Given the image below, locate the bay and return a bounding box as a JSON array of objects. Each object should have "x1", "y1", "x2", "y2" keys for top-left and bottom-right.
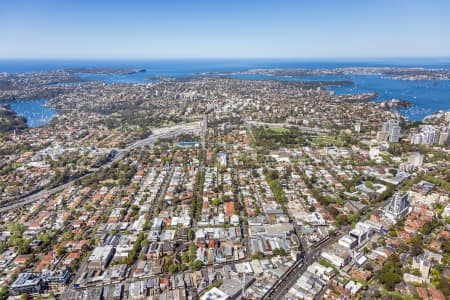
[
  {"x1": 0, "y1": 99, "x2": 57, "y2": 128},
  {"x1": 1, "y1": 58, "x2": 449, "y2": 123}
]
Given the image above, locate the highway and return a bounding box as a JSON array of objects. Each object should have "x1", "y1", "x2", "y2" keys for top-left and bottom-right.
[{"x1": 0, "y1": 121, "x2": 202, "y2": 213}]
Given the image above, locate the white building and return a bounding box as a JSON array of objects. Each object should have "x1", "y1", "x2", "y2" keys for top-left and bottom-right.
[
  {"x1": 321, "y1": 244, "x2": 351, "y2": 268},
  {"x1": 408, "y1": 152, "x2": 424, "y2": 168},
  {"x1": 443, "y1": 203, "x2": 450, "y2": 218},
  {"x1": 338, "y1": 235, "x2": 358, "y2": 249},
  {"x1": 88, "y1": 246, "x2": 115, "y2": 270},
  {"x1": 200, "y1": 287, "x2": 229, "y2": 300},
  {"x1": 384, "y1": 192, "x2": 410, "y2": 222},
  {"x1": 381, "y1": 119, "x2": 401, "y2": 143},
  {"x1": 369, "y1": 147, "x2": 380, "y2": 160}
]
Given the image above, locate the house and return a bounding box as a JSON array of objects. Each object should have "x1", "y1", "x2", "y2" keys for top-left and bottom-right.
[{"x1": 224, "y1": 201, "x2": 235, "y2": 217}]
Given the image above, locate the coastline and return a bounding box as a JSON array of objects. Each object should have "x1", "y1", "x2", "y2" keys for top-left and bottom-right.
[{"x1": 0, "y1": 61, "x2": 450, "y2": 124}]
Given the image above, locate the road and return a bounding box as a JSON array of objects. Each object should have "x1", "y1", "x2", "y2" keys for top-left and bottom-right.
[
  {"x1": 0, "y1": 121, "x2": 202, "y2": 213},
  {"x1": 201, "y1": 114, "x2": 207, "y2": 151},
  {"x1": 264, "y1": 233, "x2": 342, "y2": 300}
]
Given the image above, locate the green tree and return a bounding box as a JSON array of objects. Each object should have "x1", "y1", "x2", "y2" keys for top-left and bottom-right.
[
  {"x1": 0, "y1": 286, "x2": 8, "y2": 300},
  {"x1": 251, "y1": 252, "x2": 264, "y2": 260},
  {"x1": 378, "y1": 272, "x2": 401, "y2": 291},
  {"x1": 168, "y1": 263, "x2": 178, "y2": 274},
  {"x1": 376, "y1": 254, "x2": 403, "y2": 291},
  {"x1": 187, "y1": 229, "x2": 194, "y2": 241},
  {"x1": 57, "y1": 246, "x2": 67, "y2": 259},
  {"x1": 272, "y1": 248, "x2": 288, "y2": 256},
  {"x1": 191, "y1": 259, "x2": 203, "y2": 271},
  {"x1": 20, "y1": 293, "x2": 29, "y2": 300},
  {"x1": 212, "y1": 198, "x2": 221, "y2": 206}
]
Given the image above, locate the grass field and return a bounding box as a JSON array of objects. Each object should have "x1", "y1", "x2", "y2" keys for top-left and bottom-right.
[
  {"x1": 311, "y1": 135, "x2": 345, "y2": 146},
  {"x1": 266, "y1": 127, "x2": 290, "y2": 134}
]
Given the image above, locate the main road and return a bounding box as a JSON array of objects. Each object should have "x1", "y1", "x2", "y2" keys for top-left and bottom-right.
[
  {"x1": 263, "y1": 233, "x2": 342, "y2": 300},
  {"x1": 0, "y1": 121, "x2": 202, "y2": 213}
]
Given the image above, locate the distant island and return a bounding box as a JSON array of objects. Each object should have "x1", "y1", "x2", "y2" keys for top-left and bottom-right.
[
  {"x1": 236, "y1": 67, "x2": 450, "y2": 81},
  {"x1": 66, "y1": 68, "x2": 146, "y2": 75}
]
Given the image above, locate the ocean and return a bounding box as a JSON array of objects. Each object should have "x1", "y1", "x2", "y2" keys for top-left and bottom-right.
[{"x1": 1, "y1": 58, "x2": 450, "y2": 126}]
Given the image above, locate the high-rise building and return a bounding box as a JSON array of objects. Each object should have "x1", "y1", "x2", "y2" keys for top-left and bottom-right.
[
  {"x1": 438, "y1": 131, "x2": 449, "y2": 145},
  {"x1": 388, "y1": 124, "x2": 401, "y2": 143},
  {"x1": 384, "y1": 192, "x2": 410, "y2": 222},
  {"x1": 408, "y1": 152, "x2": 424, "y2": 168},
  {"x1": 381, "y1": 119, "x2": 401, "y2": 143},
  {"x1": 422, "y1": 127, "x2": 437, "y2": 145},
  {"x1": 412, "y1": 133, "x2": 423, "y2": 145},
  {"x1": 382, "y1": 121, "x2": 390, "y2": 133},
  {"x1": 411, "y1": 125, "x2": 449, "y2": 145}
]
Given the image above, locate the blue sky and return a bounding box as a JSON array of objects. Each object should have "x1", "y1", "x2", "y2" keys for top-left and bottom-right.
[{"x1": 1, "y1": 0, "x2": 449, "y2": 59}]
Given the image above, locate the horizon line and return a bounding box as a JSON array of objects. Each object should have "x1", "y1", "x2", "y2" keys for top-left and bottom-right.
[{"x1": 1, "y1": 56, "x2": 450, "y2": 61}]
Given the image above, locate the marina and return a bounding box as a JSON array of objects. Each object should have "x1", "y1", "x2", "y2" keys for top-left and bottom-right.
[{"x1": 0, "y1": 98, "x2": 57, "y2": 128}]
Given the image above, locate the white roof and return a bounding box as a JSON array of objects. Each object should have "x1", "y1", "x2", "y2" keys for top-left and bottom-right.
[{"x1": 200, "y1": 287, "x2": 229, "y2": 300}]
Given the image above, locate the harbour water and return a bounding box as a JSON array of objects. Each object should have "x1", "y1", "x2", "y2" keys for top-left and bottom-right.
[
  {"x1": 231, "y1": 73, "x2": 450, "y2": 120},
  {"x1": 1, "y1": 58, "x2": 449, "y2": 125},
  {"x1": 0, "y1": 99, "x2": 58, "y2": 128}
]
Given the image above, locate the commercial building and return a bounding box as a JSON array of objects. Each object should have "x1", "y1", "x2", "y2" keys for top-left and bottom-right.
[
  {"x1": 88, "y1": 246, "x2": 115, "y2": 270},
  {"x1": 384, "y1": 192, "x2": 410, "y2": 222},
  {"x1": 338, "y1": 235, "x2": 358, "y2": 249},
  {"x1": 321, "y1": 244, "x2": 351, "y2": 268},
  {"x1": 201, "y1": 287, "x2": 229, "y2": 300},
  {"x1": 10, "y1": 273, "x2": 44, "y2": 296},
  {"x1": 42, "y1": 268, "x2": 71, "y2": 288}
]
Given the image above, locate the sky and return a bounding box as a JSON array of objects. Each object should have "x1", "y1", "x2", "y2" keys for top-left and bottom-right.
[{"x1": 1, "y1": 0, "x2": 450, "y2": 59}]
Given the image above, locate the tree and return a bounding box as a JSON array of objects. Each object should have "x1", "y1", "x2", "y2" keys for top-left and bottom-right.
[
  {"x1": 376, "y1": 254, "x2": 402, "y2": 291},
  {"x1": 187, "y1": 229, "x2": 194, "y2": 241},
  {"x1": 252, "y1": 252, "x2": 264, "y2": 260},
  {"x1": 178, "y1": 263, "x2": 187, "y2": 272},
  {"x1": 191, "y1": 259, "x2": 203, "y2": 271},
  {"x1": 168, "y1": 263, "x2": 178, "y2": 274},
  {"x1": 327, "y1": 206, "x2": 339, "y2": 217},
  {"x1": 20, "y1": 294, "x2": 29, "y2": 300},
  {"x1": 57, "y1": 246, "x2": 67, "y2": 259},
  {"x1": 272, "y1": 248, "x2": 288, "y2": 256},
  {"x1": 212, "y1": 198, "x2": 220, "y2": 206},
  {"x1": 388, "y1": 229, "x2": 398, "y2": 237},
  {"x1": 378, "y1": 272, "x2": 400, "y2": 291},
  {"x1": 335, "y1": 215, "x2": 349, "y2": 226},
  {"x1": 181, "y1": 253, "x2": 190, "y2": 264},
  {"x1": 437, "y1": 275, "x2": 450, "y2": 296},
  {"x1": 0, "y1": 241, "x2": 7, "y2": 253},
  {"x1": 131, "y1": 204, "x2": 140, "y2": 213},
  {"x1": 408, "y1": 234, "x2": 424, "y2": 256},
  {"x1": 254, "y1": 206, "x2": 261, "y2": 216},
  {"x1": 0, "y1": 286, "x2": 8, "y2": 300}
]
